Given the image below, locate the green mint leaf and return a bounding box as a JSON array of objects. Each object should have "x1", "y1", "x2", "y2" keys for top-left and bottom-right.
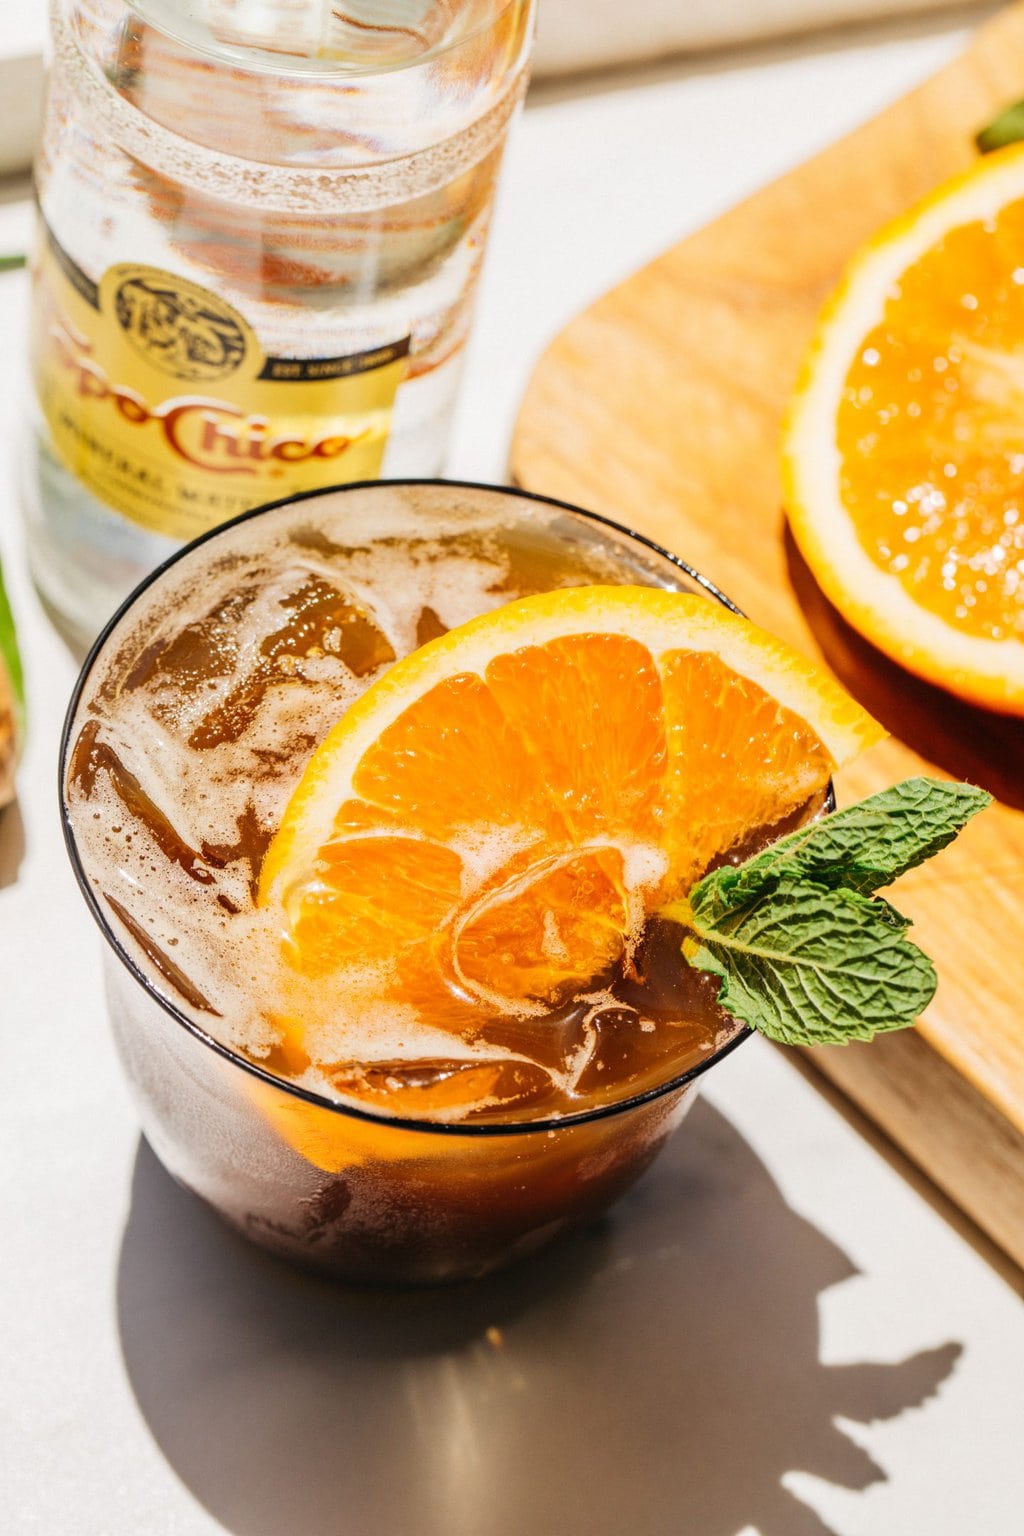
[
  {"x1": 977, "y1": 101, "x2": 1024, "y2": 153},
  {"x1": 0, "y1": 253, "x2": 26, "y2": 273},
  {"x1": 692, "y1": 777, "x2": 990, "y2": 922},
  {"x1": 667, "y1": 777, "x2": 990, "y2": 1047},
  {"x1": 0, "y1": 557, "x2": 24, "y2": 742},
  {"x1": 685, "y1": 881, "x2": 936, "y2": 1047}
]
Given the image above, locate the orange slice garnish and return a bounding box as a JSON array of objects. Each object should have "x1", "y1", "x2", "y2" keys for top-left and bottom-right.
[{"x1": 258, "y1": 585, "x2": 883, "y2": 1081}]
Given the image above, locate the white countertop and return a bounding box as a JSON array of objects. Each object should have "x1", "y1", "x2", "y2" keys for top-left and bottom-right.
[{"x1": 2, "y1": 11, "x2": 1022, "y2": 1536}]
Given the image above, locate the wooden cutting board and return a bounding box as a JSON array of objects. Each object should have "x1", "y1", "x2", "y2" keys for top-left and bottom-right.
[{"x1": 512, "y1": 5, "x2": 1024, "y2": 1270}]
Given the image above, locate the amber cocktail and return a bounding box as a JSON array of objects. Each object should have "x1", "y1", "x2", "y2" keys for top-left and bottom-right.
[{"x1": 62, "y1": 480, "x2": 830, "y2": 1283}]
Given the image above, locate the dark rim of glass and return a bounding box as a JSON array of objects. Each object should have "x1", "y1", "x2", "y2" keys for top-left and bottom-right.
[{"x1": 59, "y1": 477, "x2": 779, "y2": 1139}]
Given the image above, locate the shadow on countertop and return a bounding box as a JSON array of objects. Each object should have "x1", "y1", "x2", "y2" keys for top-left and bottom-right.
[{"x1": 117, "y1": 1101, "x2": 959, "y2": 1536}]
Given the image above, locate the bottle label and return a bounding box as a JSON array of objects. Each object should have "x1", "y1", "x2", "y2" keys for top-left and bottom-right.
[{"x1": 31, "y1": 223, "x2": 411, "y2": 543}]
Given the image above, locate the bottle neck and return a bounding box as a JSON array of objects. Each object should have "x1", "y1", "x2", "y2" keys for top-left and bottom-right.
[
  {"x1": 52, "y1": 0, "x2": 534, "y2": 200},
  {"x1": 83, "y1": 0, "x2": 516, "y2": 75}
]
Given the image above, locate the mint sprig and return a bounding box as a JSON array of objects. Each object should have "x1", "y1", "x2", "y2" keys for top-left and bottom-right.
[
  {"x1": 695, "y1": 778, "x2": 990, "y2": 918},
  {"x1": 668, "y1": 779, "x2": 990, "y2": 1048}
]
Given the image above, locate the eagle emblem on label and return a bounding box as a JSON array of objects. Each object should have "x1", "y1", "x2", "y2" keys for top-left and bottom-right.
[{"x1": 112, "y1": 271, "x2": 249, "y2": 382}]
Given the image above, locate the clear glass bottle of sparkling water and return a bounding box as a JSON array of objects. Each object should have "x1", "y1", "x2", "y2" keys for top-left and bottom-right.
[{"x1": 22, "y1": 0, "x2": 534, "y2": 647}]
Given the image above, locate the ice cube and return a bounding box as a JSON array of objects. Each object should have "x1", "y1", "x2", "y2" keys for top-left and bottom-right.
[{"x1": 190, "y1": 572, "x2": 395, "y2": 749}]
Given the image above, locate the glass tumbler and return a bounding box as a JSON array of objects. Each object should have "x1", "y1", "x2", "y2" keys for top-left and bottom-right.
[{"x1": 61, "y1": 480, "x2": 751, "y2": 1284}]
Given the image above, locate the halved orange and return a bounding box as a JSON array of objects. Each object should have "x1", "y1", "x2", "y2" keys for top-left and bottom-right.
[
  {"x1": 784, "y1": 143, "x2": 1024, "y2": 714},
  {"x1": 258, "y1": 585, "x2": 883, "y2": 1080}
]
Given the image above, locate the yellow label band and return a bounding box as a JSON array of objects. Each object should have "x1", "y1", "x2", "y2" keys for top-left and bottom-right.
[{"x1": 31, "y1": 226, "x2": 410, "y2": 543}]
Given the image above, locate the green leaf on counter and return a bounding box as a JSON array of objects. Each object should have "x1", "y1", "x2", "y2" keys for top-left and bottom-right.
[
  {"x1": 976, "y1": 100, "x2": 1024, "y2": 153},
  {"x1": 0, "y1": 558, "x2": 25, "y2": 741}
]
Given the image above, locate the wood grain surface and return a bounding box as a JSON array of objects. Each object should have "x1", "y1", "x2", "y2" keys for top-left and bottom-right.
[{"x1": 512, "y1": 5, "x2": 1024, "y2": 1266}]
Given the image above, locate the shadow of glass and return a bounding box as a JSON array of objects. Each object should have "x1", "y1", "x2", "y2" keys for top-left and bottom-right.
[
  {"x1": 0, "y1": 799, "x2": 25, "y2": 888},
  {"x1": 117, "y1": 1100, "x2": 960, "y2": 1536},
  {"x1": 785, "y1": 530, "x2": 1024, "y2": 808}
]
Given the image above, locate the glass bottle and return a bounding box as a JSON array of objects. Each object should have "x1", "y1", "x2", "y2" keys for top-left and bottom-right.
[{"x1": 22, "y1": 0, "x2": 534, "y2": 647}]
